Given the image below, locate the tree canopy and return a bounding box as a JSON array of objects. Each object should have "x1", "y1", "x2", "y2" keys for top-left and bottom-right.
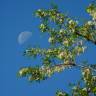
[{"x1": 18, "y1": 1, "x2": 96, "y2": 96}]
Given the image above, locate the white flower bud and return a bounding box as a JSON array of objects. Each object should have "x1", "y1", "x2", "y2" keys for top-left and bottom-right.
[
  {"x1": 63, "y1": 40, "x2": 69, "y2": 46},
  {"x1": 37, "y1": 9, "x2": 41, "y2": 12},
  {"x1": 92, "y1": 12, "x2": 96, "y2": 20},
  {"x1": 19, "y1": 70, "x2": 23, "y2": 76},
  {"x1": 87, "y1": 21, "x2": 93, "y2": 25},
  {"x1": 58, "y1": 52, "x2": 66, "y2": 59},
  {"x1": 82, "y1": 46, "x2": 87, "y2": 53},
  {"x1": 68, "y1": 20, "x2": 73, "y2": 24},
  {"x1": 82, "y1": 88, "x2": 87, "y2": 91},
  {"x1": 59, "y1": 29, "x2": 64, "y2": 33},
  {"x1": 48, "y1": 37, "x2": 55, "y2": 43}
]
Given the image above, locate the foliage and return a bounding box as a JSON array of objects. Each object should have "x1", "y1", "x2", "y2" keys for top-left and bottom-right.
[
  {"x1": 18, "y1": 1, "x2": 96, "y2": 96},
  {"x1": 56, "y1": 68, "x2": 96, "y2": 96}
]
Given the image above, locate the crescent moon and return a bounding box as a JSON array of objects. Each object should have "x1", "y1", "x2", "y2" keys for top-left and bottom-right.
[{"x1": 18, "y1": 31, "x2": 32, "y2": 45}]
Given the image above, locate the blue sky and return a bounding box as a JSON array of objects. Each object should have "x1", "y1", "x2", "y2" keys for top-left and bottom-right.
[{"x1": 0, "y1": 0, "x2": 96, "y2": 96}]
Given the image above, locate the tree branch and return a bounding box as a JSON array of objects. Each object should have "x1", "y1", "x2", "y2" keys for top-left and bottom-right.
[
  {"x1": 75, "y1": 31, "x2": 96, "y2": 45},
  {"x1": 40, "y1": 62, "x2": 96, "y2": 73}
]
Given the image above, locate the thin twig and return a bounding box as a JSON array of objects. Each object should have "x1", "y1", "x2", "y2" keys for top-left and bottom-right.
[{"x1": 75, "y1": 31, "x2": 96, "y2": 45}]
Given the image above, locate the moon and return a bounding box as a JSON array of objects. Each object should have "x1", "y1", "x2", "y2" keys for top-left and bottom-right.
[{"x1": 18, "y1": 31, "x2": 32, "y2": 45}]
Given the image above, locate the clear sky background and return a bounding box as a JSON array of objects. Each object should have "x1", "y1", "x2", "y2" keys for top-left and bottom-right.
[{"x1": 0, "y1": 0, "x2": 96, "y2": 96}]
